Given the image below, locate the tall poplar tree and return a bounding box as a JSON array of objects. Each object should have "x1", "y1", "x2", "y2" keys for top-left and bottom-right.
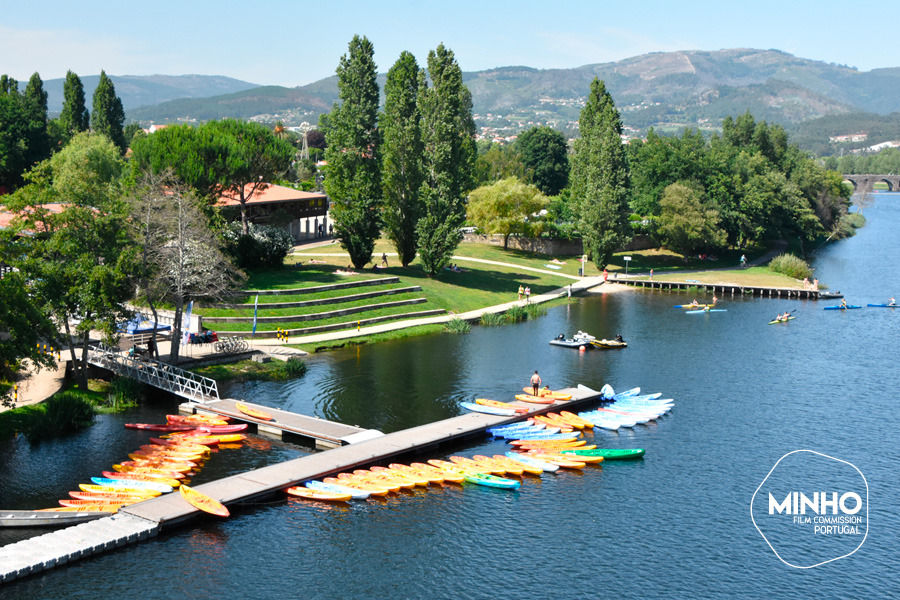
[
  {"x1": 23, "y1": 72, "x2": 51, "y2": 165},
  {"x1": 570, "y1": 78, "x2": 632, "y2": 270},
  {"x1": 324, "y1": 35, "x2": 382, "y2": 269},
  {"x1": 417, "y1": 44, "x2": 476, "y2": 276},
  {"x1": 59, "y1": 70, "x2": 89, "y2": 139},
  {"x1": 92, "y1": 70, "x2": 126, "y2": 153},
  {"x1": 381, "y1": 51, "x2": 424, "y2": 267}
]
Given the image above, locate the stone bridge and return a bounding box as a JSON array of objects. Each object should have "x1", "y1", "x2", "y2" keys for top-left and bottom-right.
[{"x1": 843, "y1": 174, "x2": 900, "y2": 192}]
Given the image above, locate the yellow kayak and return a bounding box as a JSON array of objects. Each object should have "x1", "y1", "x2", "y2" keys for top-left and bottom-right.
[{"x1": 180, "y1": 483, "x2": 229, "y2": 517}]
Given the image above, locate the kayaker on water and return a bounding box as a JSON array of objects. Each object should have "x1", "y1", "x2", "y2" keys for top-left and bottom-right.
[
  {"x1": 890, "y1": 297, "x2": 896, "y2": 306},
  {"x1": 691, "y1": 299, "x2": 699, "y2": 307},
  {"x1": 530, "y1": 371, "x2": 542, "y2": 396},
  {"x1": 841, "y1": 298, "x2": 848, "y2": 309}
]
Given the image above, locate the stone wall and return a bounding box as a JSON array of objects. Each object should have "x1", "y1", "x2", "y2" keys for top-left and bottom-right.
[{"x1": 462, "y1": 234, "x2": 658, "y2": 255}]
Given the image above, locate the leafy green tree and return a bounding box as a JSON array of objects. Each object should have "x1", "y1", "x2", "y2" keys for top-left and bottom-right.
[
  {"x1": 0, "y1": 73, "x2": 51, "y2": 191},
  {"x1": 381, "y1": 51, "x2": 424, "y2": 267},
  {"x1": 7, "y1": 133, "x2": 136, "y2": 389},
  {"x1": 23, "y1": 73, "x2": 51, "y2": 162},
  {"x1": 656, "y1": 182, "x2": 726, "y2": 260},
  {"x1": 569, "y1": 78, "x2": 632, "y2": 270},
  {"x1": 516, "y1": 126, "x2": 570, "y2": 196},
  {"x1": 467, "y1": 178, "x2": 548, "y2": 248},
  {"x1": 123, "y1": 122, "x2": 144, "y2": 148},
  {"x1": 204, "y1": 119, "x2": 294, "y2": 234},
  {"x1": 473, "y1": 143, "x2": 527, "y2": 187},
  {"x1": 324, "y1": 35, "x2": 382, "y2": 269},
  {"x1": 92, "y1": 71, "x2": 127, "y2": 153},
  {"x1": 58, "y1": 70, "x2": 89, "y2": 139},
  {"x1": 417, "y1": 43, "x2": 476, "y2": 276}
]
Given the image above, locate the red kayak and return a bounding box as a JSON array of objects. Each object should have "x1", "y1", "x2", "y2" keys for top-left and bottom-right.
[{"x1": 125, "y1": 423, "x2": 196, "y2": 432}]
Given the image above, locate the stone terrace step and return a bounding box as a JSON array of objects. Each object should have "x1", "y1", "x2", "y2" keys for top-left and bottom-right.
[
  {"x1": 208, "y1": 286, "x2": 421, "y2": 310},
  {"x1": 214, "y1": 309, "x2": 448, "y2": 338},
  {"x1": 203, "y1": 298, "x2": 429, "y2": 325},
  {"x1": 231, "y1": 276, "x2": 399, "y2": 297}
]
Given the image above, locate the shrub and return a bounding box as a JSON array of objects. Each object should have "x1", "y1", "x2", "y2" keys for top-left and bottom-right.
[
  {"x1": 524, "y1": 304, "x2": 547, "y2": 320},
  {"x1": 272, "y1": 357, "x2": 308, "y2": 380},
  {"x1": 223, "y1": 223, "x2": 294, "y2": 268},
  {"x1": 768, "y1": 253, "x2": 813, "y2": 280},
  {"x1": 444, "y1": 318, "x2": 471, "y2": 334},
  {"x1": 18, "y1": 392, "x2": 94, "y2": 441}
]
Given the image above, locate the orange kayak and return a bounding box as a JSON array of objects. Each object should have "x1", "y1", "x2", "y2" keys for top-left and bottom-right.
[
  {"x1": 167, "y1": 414, "x2": 229, "y2": 426},
  {"x1": 449, "y1": 456, "x2": 504, "y2": 476},
  {"x1": 70, "y1": 490, "x2": 149, "y2": 503},
  {"x1": 515, "y1": 394, "x2": 555, "y2": 405},
  {"x1": 475, "y1": 398, "x2": 529, "y2": 413},
  {"x1": 522, "y1": 387, "x2": 572, "y2": 400},
  {"x1": 531, "y1": 415, "x2": 574, "y2": 431},
  {"x1": 59, "y1": 499, "x2": 129, "y2": 509},
  {"x1": 286, "y1": 486, "x2": 351, "y2": 502},
  {"x1": 490, "y1": 454, "x2": 544, "y2": 475},
  {"x1": 371, "y1": 465, "x2": 428, "y2": 487},
  {"x1": 389, "y1": 463, "x2": 444, "y2": 484},
  {"x1": 323, "y1": 477, "x2": 389, "y2": 497},
  {"x1": 558, "y1": 411, "x2": 595, "y2": 428},
  {"x1": 38, "y1": 505, "x2": 119, "y2": 513},
  {"x1": 339, "y1": 472, "x2": 403, "y2": 493},
  {"x1": 101, "y1": 471, "x2": 183, "y2": 488},
  {"x1": 180, "y1": 483, "x2": 229, "y2": 517},
  {"x1": 473, "y1": 455, "x2": 523, "y2": 476},
  {"x1": 235, "y1": 402, "x2": 273, "y2": 421},
  {"x1": 548, "y1": 412, "x2": 589, "y2": 429},
  {"x1": 519, "y1": 452, "x2": 587, "y2": 469},
  {"x1": 410, "y1": 462, "x2": 464, "y2": 483}
]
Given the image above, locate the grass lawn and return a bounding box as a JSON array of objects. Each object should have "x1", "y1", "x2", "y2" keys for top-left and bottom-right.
[{"x1": 628, "y1": 266, "x2": 804, "y2": 288}]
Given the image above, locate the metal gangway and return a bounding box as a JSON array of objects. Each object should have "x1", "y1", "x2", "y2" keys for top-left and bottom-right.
[{"x1": 87, "y1": 343, "x2": 219, "y2": 403}]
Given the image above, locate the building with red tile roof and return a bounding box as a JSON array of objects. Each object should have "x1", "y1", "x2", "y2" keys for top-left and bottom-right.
[{"x1": 217, "y1": 183, "x2": 330, "y2": 241}]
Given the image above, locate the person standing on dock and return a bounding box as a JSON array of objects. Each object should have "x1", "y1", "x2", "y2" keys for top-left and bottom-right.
[{"x1": 530, "y1": 371, "x2": 542, "y2": 396}]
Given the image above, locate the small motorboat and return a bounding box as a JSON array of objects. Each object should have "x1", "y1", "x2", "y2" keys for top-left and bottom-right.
[
  {"x1": 818, "y1": 291, "x2": 843, "y2": 299},
  {"x1": 549, "y1": 331, "x2": 595, "y2": 349}
]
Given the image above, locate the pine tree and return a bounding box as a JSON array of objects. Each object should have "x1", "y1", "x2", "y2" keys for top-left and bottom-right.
[
  {"x1": 92, "y1": 70, "x2": 126, "y2": 153},
  {"x1": 59, "y1": 70, "x2": 89, "y2": 138},
  {"x1": 381, "y1": 51, "x2": 424, "y2": 267},
  {"x1": 324, "y1": 35, "x2": 382, "y2": 269},
  {"x1": 570, "y1": 78, "x2": 632, "y2": 270},
  {"x1": 417, "y1": 44, "x2": 476, "y2": 276}
]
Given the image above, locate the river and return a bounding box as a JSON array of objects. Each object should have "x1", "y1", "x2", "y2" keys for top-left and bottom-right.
[{"x1": 1, "y1": 194, "x2": 898, "y2": 599}]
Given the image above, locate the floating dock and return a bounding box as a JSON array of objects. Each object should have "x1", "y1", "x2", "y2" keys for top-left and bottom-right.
[
  {"x1": 1, "y1": 386, "x2": 604, "y2": 584},
  {"x1": 621, "y1": 278, "x2": 821, "y2": 299}
]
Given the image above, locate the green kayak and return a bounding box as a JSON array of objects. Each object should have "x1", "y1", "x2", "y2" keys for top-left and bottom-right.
[{"x1": 560, "y1": 448, "x2": 645, "y2": 460}]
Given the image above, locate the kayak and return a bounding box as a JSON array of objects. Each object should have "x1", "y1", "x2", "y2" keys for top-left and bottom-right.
[
  {"x1": 823, "y1": 305, "x2": 861, "y2": 310},
  {"x1": 685, "y1": 309, "x2": 727, "y2": 314},
  {"x1": 867, "y1": 303, "x2": 899, "y2": 308},
  {"x1": 59, "y1": 499, "x2": 129, "y2": 509},
  {"x1": 460, "y1": 401, "x2": 516, "y2": 416},
  {"x1": 674, "y1": 303, "x2": 714, "y2": 308},
  {"x1": 489, "y1": 454, "x2": 543, "y2": 475},
  {"x1": 124, "y1": 423, "x2": 196, "y2": 432},
  {"x1": 476, "y1": 398, "x2": 529, "y2": 413},
  {"x1": 521, "y1": 388, "x2": 572, "y2": 400},
  {"x1": 463, "y1": 473, "x2": 520, "y2": 489},
  {"x1": 286, "y1": 486, "x2": 351, "y2": 502},
  {"x1": 180, "y1": 483, "x2": 229, "y2": 517},
  {"x1": 197, "y1": 424, "x2": 249, "y2": 434},
  {"x1": 560, "y1": 448, "x2": 646, "y2": 460},
  {"x1": 306, "y1": 480, "x2": 370, "y2": 500},
  {"x1": 79, "y1": 483, "x2": 160, "y2": 497},
  {"x1": 166, "y1": 414, "x2": 229, "y2": 426},
  {"x1": 591, "y1": 339, "x2": 627, "y2": 349},
  {"x1": 235, "y1": 402, "x2": 273, "y2": 421},
  {"x1": 515, "y1": 394, "x2": 555, "y2": 405},
  {"x1": 504, "y1": 452, "x2": 559, "y2": 472},
  {"x1": 69, "y1": 490, "x2": 150, "y2": 503},
  {"x1": 324, "y1": 476, "x2": 390, "y2": 496},
  {"x1": 101, "y1": 471, "x2": 182, "y2": 488},
  {"x1": 90, "y1": 477, "x2": 172, "y2": 494},
  {"x1": 768, "y1": 316, "x2": 796, "y2": 324}
]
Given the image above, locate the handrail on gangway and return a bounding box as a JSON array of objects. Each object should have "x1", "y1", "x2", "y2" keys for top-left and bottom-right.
[{"x1": 86, "y1": 343, "x2": 219, "y2": 403}]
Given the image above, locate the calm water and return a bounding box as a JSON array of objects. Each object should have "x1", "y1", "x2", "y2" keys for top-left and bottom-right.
[{"x1": 2, "y1": 194, "x2": 899, "y2": 599}]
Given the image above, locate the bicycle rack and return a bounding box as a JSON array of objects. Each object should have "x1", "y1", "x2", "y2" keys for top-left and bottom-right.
[{"x1": 87, "y1": 343, "x2": 220, "y2": 403}]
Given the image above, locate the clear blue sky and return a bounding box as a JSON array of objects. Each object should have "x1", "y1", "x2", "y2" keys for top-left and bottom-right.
[{"x1": 3, "y1": 1, "x2": 897, "y2": 86}]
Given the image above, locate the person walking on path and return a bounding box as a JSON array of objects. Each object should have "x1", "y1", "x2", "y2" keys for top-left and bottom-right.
[
  {"x1": 381, "y1": 253, "x2": 388, "y2": 267},
  {"x1": 530, "y1": 370, "x2": 542, "y2": 396},
  {"x1": 649, "y1": 268, "x2": 653, "y2": 280},
  {"x1": 524, "y1": 286, "x2": 531, "y2": 303},
  {"x1": 603, "y1": 269, "x2": 608, "y2": 282},
  {"x1": 518, "y1": 285, "x2": 524, "y2": 301}
]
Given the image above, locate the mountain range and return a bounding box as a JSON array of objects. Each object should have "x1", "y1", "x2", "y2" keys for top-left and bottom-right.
[{"x1": 43, "y1": 49, "x2": 900, "y2": 155}]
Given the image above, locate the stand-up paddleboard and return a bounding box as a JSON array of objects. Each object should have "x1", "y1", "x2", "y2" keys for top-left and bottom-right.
[
  {"x1": 685, "y1": 309, "x2": 727, "y2": 314},
  {"x1": 867, "y1": 303, "x2": 899, "y2": 308}
]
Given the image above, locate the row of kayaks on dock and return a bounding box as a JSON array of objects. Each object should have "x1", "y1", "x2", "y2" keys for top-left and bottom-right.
[{"x1": 287, "y1": 384, "x2": 660, "y2": 504}]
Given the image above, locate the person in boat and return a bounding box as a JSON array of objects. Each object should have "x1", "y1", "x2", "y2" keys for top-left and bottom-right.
[
  {"x1": 615, "y1": 334, "x2": 624, "y2": 343},
  {"x1": 530, "y1": 370, "x2": 542, "y2": 396},
  {"x1": 703, "y1": 306, "x2": 710, "y2": 312},
  {"x1": 890, "y1": 297, "x2": 896, "y2": 306},
  {"x1": 691, "y1": 299, "x2": 699, "y2": 307},
  {"x1": 556, "y1": 333, "x2": 565, "y2": 341},
  {"x1": 840, "y1": 298, "x2": 848, "y2": 309}
]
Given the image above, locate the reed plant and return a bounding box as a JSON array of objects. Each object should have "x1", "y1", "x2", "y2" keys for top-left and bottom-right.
[
  {"x1": 272, "y1": 357, "x2": 308, "y2": 380},
  {"x1": 103, "y1": 377, "x2": 144, "y2": 411},
  {"x1": 479, "y1": 312, "x2": 504, "y2": 326},
  {"x1": 444, "y1": 318, "x2": 471, "y2": 334},
  {"x1": 524, "y1": 304, "x2": 547, "y2": 320},
  {"x1": 16, "y1": 392, "x2": 95, "y2": 442},
  {"x1": 504, "y1": 305, "x2": 527, "y2": 323}
]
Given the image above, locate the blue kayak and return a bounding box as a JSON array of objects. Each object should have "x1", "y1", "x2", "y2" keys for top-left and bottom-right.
[
  {"x1": 463, "y1": 473, "x2": 520, "y2": 489},
  {"x1": 824, "y1": 305, "x2": 861, "y2": 310},
  {"x1": 867, "y1": 303, "x2": 899, "y2": 308}
]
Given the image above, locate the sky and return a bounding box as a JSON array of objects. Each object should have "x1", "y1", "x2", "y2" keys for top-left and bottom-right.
[{"x1": 2, "y1": 1, "x2": 899, "y2": 86}]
